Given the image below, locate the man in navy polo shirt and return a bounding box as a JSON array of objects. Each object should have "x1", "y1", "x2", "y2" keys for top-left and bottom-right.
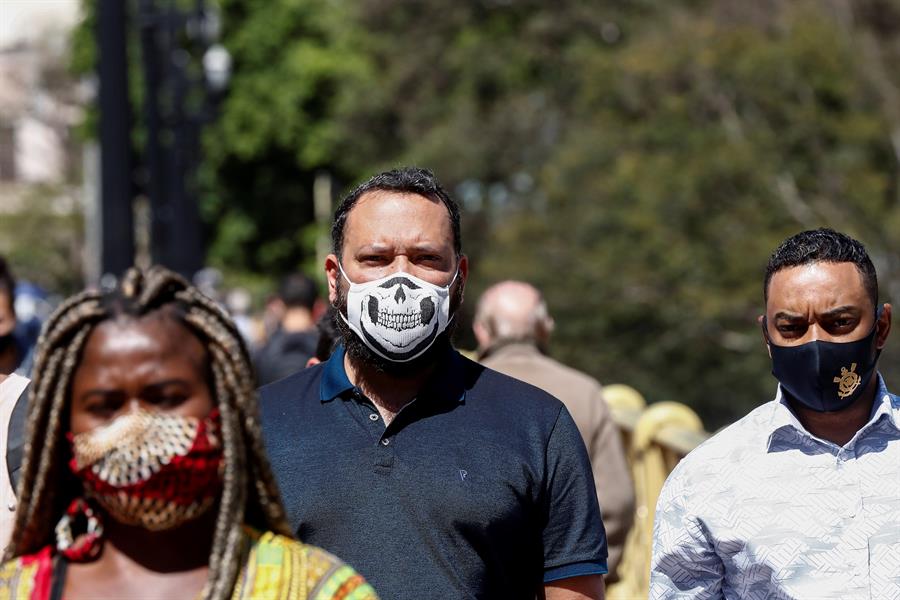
[{"x1": 260, "y1": 167, "x2": 608, "y2": 599}]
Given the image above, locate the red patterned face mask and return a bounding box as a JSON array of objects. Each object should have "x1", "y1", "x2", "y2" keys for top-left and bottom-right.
[{"x1": 68, "y1": 408, "x2": 223, "y2": 531}]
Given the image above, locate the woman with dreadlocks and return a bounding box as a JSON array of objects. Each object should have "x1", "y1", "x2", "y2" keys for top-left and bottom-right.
[{"x1": 0, "y1": 267, "x2": 377, "y2": 600}]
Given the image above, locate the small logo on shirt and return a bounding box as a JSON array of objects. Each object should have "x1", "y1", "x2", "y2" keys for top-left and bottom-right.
[
  {"x1": 458, "y1": 469, "x2": 468, "y2": 482},
  {"x1": 833, "y1": 362, "x2": 861, "y2": 398}
]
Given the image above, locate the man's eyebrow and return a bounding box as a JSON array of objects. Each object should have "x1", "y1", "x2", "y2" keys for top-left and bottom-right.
[
  {"x1": 355, "y1": 244, "x2": 391, "y2": 253},
  {"x1": 820, "y1": 305, "x2": 859, "y2": 318},
  {"x1": 410, "y1": 243, "x2": 447, "y2": 253},
  {"x1": 773, "y1": 311, "x2": 805, "y2": 321}
]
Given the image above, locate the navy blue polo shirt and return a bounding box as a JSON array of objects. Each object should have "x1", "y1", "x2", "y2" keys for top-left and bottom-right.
[{"x1": 259, "y1": 345, "x2": 607, "y2": 599}]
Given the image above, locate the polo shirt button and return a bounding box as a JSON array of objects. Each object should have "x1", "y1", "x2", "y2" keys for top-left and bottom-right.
[
  {"x1": 369, "y1": 413, "x2": 379, "y2": 421},
  {"x1": 7, "y1": 502, "x2": 14, "y2": 511},
  {"x1": 381, "y1": 438, "x2": 391, "y2": 446}
]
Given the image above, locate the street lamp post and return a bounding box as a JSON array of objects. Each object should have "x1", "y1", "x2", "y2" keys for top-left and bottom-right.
[
  {"x1": 137, "y1": 0, "x2": 230, "y2": 280},
  {"x1": 97, "y1": 0, "x2": 136, "y2": 279}
]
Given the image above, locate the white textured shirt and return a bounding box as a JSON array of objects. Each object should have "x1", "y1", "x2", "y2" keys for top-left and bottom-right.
[{"x1": 650, "y1": 376, "x2": 900, "y2": 600}]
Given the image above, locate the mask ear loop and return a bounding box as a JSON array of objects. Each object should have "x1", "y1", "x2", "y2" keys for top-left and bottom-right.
[
  {"x1": 445, "y1": 265, "x2": 460, "y2": 290},
  {"x1": 337, "y1": 260, "x2": 354, "y2": 286},
  {"x1": 871, "y1": 303, "x2": 886, "y2": 356}
]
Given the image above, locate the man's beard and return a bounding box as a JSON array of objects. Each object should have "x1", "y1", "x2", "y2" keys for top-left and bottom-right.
[{"x1": 333, "y1": 278, "x2": 462, "y2": 379}]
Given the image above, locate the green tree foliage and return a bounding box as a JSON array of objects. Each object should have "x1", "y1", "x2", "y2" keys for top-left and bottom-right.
[
  {"x1": 0, "y1": 188, "x2": 85, "y2": 295},
  {"x1": 471, "y1": 2, "x2": 900, "y2": 426},
  {"x1": 326, "y1": 0, "x2": 899, "y2": 427},
  {"x1": 200, "y1": 0, "x2": 368, "y2": 275}
]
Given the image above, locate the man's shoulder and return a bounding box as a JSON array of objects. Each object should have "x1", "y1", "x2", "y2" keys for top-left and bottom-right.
[
  {"x1": 465, "y1": 354, "x2": 566, "y2": 415},
  {"x1": 539, "y1": 355, "x2": 602, "y2": 393},
  {"x1": 482, "y1": 347, "x2": 602, "y2": 408},
  {"x1": 667, "y1": 399, "x2": 777, "y2": 486},
  {"x1": 258, "y1": 362, "x2": 324, "y2": 406}
]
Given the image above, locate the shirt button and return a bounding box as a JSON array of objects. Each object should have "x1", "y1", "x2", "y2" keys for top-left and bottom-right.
[
  {"x1": 381, "y1": 438, "x2": 391, "y2": 446},
  {"x1": 7, "y1": 502, "x2": 14, "y2": 511},
  {"x1": 369, "y1": 413, "x2": 379, "y2": 421}
]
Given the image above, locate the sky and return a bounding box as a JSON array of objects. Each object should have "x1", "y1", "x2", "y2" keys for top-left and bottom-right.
[{"x1": 0, "y1": 0, "x2": 81, "y2": 49}]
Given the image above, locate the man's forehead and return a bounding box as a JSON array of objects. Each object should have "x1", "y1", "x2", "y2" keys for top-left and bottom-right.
[
  {"x1": 767, "y1": 261, "x2": 869, "y2": 308},
  {"x1": 344, "y1": 190, "x2": 453, "y2": 245},
  {"x1": 352, "y1": 189, "x2": 447, "y2": 214}
]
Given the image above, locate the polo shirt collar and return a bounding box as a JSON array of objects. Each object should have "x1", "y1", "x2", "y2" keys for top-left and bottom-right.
[
  {"x1": 766, "y1": 373, "x2": 898, "y2": 450},
  {"x1": 319, "y1": 344, "x2": 468, "y2": 405},
  {"x1": 320, "y1": 345, "x2": 354, "y2": 401}
]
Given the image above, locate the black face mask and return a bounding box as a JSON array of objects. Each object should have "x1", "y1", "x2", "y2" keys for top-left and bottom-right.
[{"x1": 764, "y1": 306, "x2": 883, "y2": 413}]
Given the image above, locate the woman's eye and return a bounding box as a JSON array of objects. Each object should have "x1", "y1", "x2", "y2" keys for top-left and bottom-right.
[
  {"x1": 154, "y1": 393, "x2": 189, "y2": 407},
  {"x1": 86, "y1": 403, "x2": 116, "y2": 416}
]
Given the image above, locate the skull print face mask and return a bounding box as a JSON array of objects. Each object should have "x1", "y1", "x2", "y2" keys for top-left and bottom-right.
[{"x1": 338, "y1": 262, "x2": 457, "y2": 362}]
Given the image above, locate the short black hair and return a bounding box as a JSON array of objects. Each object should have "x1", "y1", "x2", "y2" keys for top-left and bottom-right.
[
  {"x1": 331, "y1": 167, "x2": 462, "y2": 258},
  {"x1": 0, "y1": 256, "x2": 15, "y2": 310},
  {"x1": 277, "y1": 273, "x2": 317, "y2": 310},
  {"x1": 765, "y1": 228, "x2": 878, "y2": 306}
]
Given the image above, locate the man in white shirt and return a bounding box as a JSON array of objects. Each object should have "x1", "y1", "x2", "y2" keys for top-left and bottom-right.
[
  {"x1": 650, "y1": 228, "x2": 897, "y2": 600},
  {"x1": 0, "y1": 372, "x2": 30, "y2": 550}
]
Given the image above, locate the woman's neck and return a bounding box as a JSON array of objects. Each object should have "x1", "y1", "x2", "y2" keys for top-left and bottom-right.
[{"x1": 101, "y1": 508, "x2": 217, "y2": 572}]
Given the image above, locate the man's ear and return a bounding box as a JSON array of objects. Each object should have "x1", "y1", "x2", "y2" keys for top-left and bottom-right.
[
  {"x1": 876, "y1": 303, "x2": 892, "y2": 350},
  {"x1": 325, "y1": 254, "x2": 341, "y2": 304},
  {"x1": 473, "y1": 319, "x2": 491, "y2": 353},
  {"x1": 758, "y1": 314, "x2": 772, "y2": 359},
  {"x1": 456, "y1": 254, "x2": 469, "y2": 299}
]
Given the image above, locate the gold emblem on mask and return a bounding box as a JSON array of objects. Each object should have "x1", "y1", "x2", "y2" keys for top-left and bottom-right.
[{"x1": 833, "y1": 362, "x2": 861, "y2": 399}]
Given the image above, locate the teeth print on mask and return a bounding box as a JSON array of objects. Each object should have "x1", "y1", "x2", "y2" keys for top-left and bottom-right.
[
  {"x1": 69, "y1": 408, "x2": 223, "y2": 531},
  {"x1": 339, "y1": 262, "x2": 456, "y2": 362}
]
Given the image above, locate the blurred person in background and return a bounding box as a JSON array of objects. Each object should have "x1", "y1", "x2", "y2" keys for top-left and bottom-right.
[
  {"x1": 0, "y1": 258, "x2": 34, "y2": 551},
  {"x1": 0, "y1": 258, "x2": 34, "y2": 377},
  {"x1": 224, "y1": 287, "x2": 255, "y2": 347},
  {"x1": 254, "y1": 273, "x2": 319, "y2": 385},
  {"x1": 474, "y1": 281, "x2": 635, "y2": 584},
  {"x1": 305, "y1": 307, "x2": 340, "y2": 368},
  {"x1": 651, "y1": 229, "x2": 897, "y2": 599},
  {"x1": 0, "y1": 365, "x2": 29, "y2": 552},
  {"x1": 12, "y1": 281, "x2": 49, "y2": 360},
  {"x1": 0, "y1": 266, "x2": 377, "y2": 600},
  {"x1": 260, "y1": 167, "x2": 608, "y2": 600}
]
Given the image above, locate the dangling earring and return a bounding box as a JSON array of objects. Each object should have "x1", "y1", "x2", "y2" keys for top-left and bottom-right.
[{"x1": 55, "y1": 498, "x2": 104, "y2": 561}]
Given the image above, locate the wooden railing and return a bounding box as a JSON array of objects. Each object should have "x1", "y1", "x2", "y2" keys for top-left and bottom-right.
[{"x1": 603, "y1": 384, "x2": 709, "y2": 600}]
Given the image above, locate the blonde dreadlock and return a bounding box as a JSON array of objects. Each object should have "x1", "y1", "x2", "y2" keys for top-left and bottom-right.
[{"x1": 4, "y1": 266, "x2": 292, "y2": 600}]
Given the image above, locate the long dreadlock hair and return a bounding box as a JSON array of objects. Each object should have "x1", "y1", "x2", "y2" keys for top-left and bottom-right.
[{"x1": 4, "y1": 266, "x2": 292, "y2": 600}]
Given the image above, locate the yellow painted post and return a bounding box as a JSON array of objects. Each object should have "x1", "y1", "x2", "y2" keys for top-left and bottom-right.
[
  {"x1": 608, "y1": 401, "x2": 706, "y2": 600},
  {"x1": 603, "y1": 384, "x2": 647, "y2": 472}
]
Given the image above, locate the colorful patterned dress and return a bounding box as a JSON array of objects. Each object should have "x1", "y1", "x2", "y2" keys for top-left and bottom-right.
[{"x1": 0, "y1": 528, "x2": 378, "y2": 600}]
